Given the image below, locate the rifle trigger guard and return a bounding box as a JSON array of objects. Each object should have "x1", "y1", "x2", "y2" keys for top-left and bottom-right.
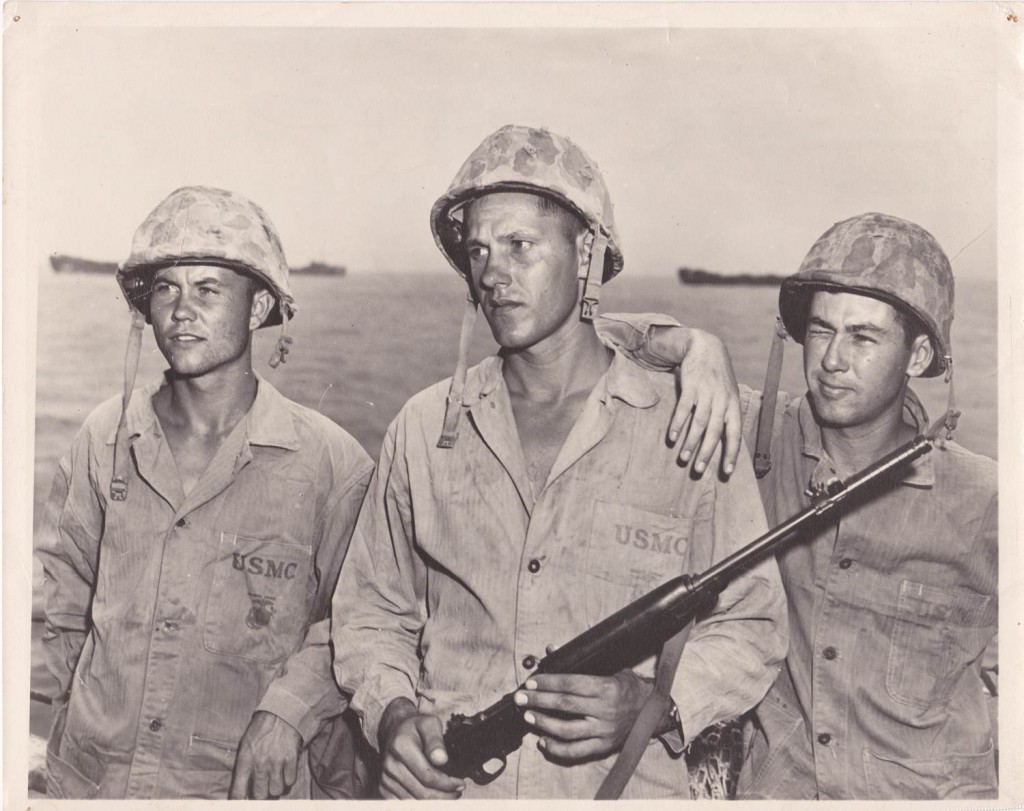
[{"x1": 472, "y1": 756, "x2": 507, "y2": 784}]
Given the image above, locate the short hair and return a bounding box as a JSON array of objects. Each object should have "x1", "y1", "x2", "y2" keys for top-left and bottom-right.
[
  {"x1": 532, "y1": 194, "x2": 588, "y2": 242},
  {"x1": 891, "y1": 304, "x2": 929, "y2": 349}
]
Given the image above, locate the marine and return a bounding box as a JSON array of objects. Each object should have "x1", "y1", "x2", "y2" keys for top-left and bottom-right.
[
  {"x1": 36, "y1": 186, "x2": 374, "y2": 799},
  {"x1": 331, "y1": 125, "x2": 788, "y2": 800}
]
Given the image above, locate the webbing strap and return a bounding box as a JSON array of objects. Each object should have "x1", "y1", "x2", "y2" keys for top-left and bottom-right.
[
  {"x1": 753, "y1": 318, "x2": 788, "y2": 478},
  {"x1": 580, "y1": 232, "x2": 608, "y2": 322},
  {"x1": 268, "y1": 313, "x2": 293, "y2": 368},
  {"x1": 595, "y1": 621, "x2": 693, "y2": 800},
  {"x1": 437, "y1": 294, "x2": 479, "y2": 448},
  {"x1": 110, "y1": 308, "x2": 147, "y2": 501}
]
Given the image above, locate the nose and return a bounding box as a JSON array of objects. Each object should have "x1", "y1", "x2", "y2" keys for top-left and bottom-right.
[
  {"x1": 171, "y1": 289, "x2": 196, "y2": 322},
  {"x1": 820, "y1": 334, "x2": 847, "y2": 373},
  {"x1": 477, "y1": 250, "x2": 511, "y2": 292}
]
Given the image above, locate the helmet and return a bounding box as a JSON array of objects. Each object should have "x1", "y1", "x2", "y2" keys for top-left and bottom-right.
[
  {"x1": 779, "y1": 212, "x2": 953, "y2": 377},
  {"x1": 117, "y1": 186, "x2": 296, "y2": 327},
  {"x1": 430, "y1": 125, "x2": 623, "y2": 283}
]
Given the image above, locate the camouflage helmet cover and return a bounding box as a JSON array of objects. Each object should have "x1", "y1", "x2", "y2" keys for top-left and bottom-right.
[
  {"x1": 779, "y1": 212, "x2": 954, "y2": 378},
  {"x1": 117, "y1": 186, "x2": 296, "y2": 327},
  {"x1": 430, "y1": 125, "x2": 624, "y2": 282}
]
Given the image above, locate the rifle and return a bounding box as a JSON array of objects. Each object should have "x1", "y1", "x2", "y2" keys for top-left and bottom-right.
[{"x1": 442, "y1": 431, "x2": 936, "y2": 784}]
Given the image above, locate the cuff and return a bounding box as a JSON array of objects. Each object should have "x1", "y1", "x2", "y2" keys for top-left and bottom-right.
[
  {"x1": 256, "y1": 684, "x2": 326, "y2": 745},
  {"x1": 352, "y1": 682, "x2": 419, "y2": 753},
  {"x1": 596, "y1": 312, "x2": 683, "y2": 349}
]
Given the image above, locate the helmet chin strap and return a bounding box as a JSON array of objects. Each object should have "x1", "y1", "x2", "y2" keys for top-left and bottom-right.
[
  {"x1": 110, "y1": 307, "x2": 147, "y2": 501},
  {"x1": 437, "y1": 287, "x2": 479, "y2": 449},
  {"x1": 938, "y1": 356, "x2": 960, "y2": 440},
  {"x1": 579, "y1": 229, "x2": 608, "y2": 322},
  {"x1": 268, "y1": 312, "x2": 293, "y2": 368}
]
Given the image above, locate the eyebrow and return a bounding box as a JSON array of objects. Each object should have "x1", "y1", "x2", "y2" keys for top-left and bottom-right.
[
  {"x1": 807, "y1": 315, "x2": 886, "y2": 333},
  {"x1": 153, "y1": 273, "x2": 223, "y2": 286}
]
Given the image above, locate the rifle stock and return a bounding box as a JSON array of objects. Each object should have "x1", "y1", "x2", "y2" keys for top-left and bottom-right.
[{"x1": 442, "y1": 434, "x2": 934, "y2": 784}]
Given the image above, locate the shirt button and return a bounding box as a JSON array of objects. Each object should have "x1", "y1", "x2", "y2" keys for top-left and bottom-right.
[
  {"x1": 822, "y1": 646, "x2": 837, "y2": 660},
  {"x1": 149, "y1": 718, "x2": 163, "y2": 732},
  {"x1": 175, "y1": 518, "x2": 188, "y2": 528},
  {"x1": 817, "y1": 733, "x2": 831, "y2": 745},
  {"x1": 838, "y1": 558, "x2": 853, "y2": 569},
  {"x1": 527, "y1": 559, "x2": 541, "y2": 574},
  {"x1": 522, "y1": 655, "x2": 537, "y2": 669}
]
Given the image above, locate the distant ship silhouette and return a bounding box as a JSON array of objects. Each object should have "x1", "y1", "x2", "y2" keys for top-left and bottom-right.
[{"x1": 677, "y1": 267, "x2": 784, "y2": 286}]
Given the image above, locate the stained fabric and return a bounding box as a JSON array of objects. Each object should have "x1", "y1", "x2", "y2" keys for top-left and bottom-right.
[
  {"x1": 332, "y1": 350, "x2": 787, "y2": 799},
  {"x1": 37, "y1": 378, "x2": 372, "y2": 798}
]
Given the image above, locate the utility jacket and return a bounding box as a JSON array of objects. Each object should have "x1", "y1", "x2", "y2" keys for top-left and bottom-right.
[{"x1": 37, "y1": 378, "x2": 373, "y2": 798}]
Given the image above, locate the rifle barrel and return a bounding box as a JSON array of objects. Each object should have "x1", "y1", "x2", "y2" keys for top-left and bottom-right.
[{"x1": 695, "y1": 434, "x2": 932, "y2": 593}]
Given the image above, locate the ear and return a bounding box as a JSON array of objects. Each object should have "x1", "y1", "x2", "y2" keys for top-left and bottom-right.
[
  {"x1": 577, "y1": 230, "x2": 594, "y2": 280},
  {"x1": 905, "y1": 334, "x2": 934, "y2": 379},
  {"x1": 249, "y1": 288, "x2": 274, "y2": 331}
]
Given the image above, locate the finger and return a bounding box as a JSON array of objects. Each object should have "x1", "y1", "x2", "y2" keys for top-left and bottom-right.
[
  {"x1": 538, "y1": 734, "x2": 608, "y2": 761},
  {"x1": 693, "y1": 399, "x2": 727, "y2": 474},
  {"x1": 386, "y1": 756, "x2": 463, "y2": 799},
  {"x1": 268, "y1": 761, "x2": 284, "y2": 798},
  {"x1": 228, "y1": 748, "x2": 252, "y2": 800},
  {"x1": 679, "y1": 397, "x2": 712, "y2": 466},
  {"x1": 392, "y1": 732, "x2": 464, "y2": 794},
  {"x1": 516, "y1": 688, "x2": 595, "y2": 717},
  {"x1": 251, "y1": 763, "x2": 270, "y2": 801},
  {"x1": 282, "y1": 752, "x2": 298, "y2": 792},
  {"x1": 525, "y1": 673, "x2": 606, "y2": 697},
  {"x1": 522, "y1": 708, "x2": 597, "y2": 741},
  {"x1": 721, "y1": 397, "x2": 743, "y2": 476},
  {"x1": 417, "y1": 714, "x2": 452, "y2": 769},
  {"x1": 379, "y1": 768, "x2": 416, "y2": 800},
  {"x1": 667, "y1": 388, "x2": 696, "y2": 446}
]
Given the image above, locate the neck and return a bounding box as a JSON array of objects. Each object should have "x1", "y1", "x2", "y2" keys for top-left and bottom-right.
[
  {"x1": 819, "y1": 405, "x2": 916, "y2": 475},
  {"x1": 159, "y1": 361, "x2": 259, "y2": 437},
  {"x1": 502, "y1": 318, "x2": 612, "y2": 403}
]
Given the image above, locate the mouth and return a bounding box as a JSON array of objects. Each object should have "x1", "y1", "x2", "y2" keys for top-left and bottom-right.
[
  {"x1": 169, "y1": 334, "x2": 204, "y2": 344},
  {"x1": 486, "y1": 298, "x2": 522, "y2": 312},
  {"x1": 816, "y1": 380, "x2": 852, "y2": 399}
]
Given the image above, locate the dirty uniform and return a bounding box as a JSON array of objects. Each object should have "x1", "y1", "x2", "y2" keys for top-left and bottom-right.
[
  {"x1": 736, "y1": 388, "x2": 997, "y2": 800},
  {"x1": 331, "y1": 351, "x2": 787, "y2": 799},
  {"x1": 37, "y1": 378, "x2": 373, "y2": 799}
]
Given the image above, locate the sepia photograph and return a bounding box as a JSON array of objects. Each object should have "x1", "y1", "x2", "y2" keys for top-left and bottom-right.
[{"x1": 4, "y1": 2, "x2": 1021, "y2": 808}]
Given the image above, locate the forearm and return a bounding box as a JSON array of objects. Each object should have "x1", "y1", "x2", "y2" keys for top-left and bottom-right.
[{"x1": 257, "y1": 618, "x2": 348, "y2": 744}]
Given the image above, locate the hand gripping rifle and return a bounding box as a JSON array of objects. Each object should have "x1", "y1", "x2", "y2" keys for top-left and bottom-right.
[{"x1": 442, "y1": 430, "x2": 938, "y2": 785}]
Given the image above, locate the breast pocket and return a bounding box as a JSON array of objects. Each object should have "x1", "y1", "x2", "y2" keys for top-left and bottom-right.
[
  {"x1": 203, "y1": 532, "x2": 312, "y2": 664},
  {"x1": 886, "y1": 579, "x2": 995, "y2": 712},
  {"x1": 585, "y1": 501, "x2": 693, "y2": 628}
]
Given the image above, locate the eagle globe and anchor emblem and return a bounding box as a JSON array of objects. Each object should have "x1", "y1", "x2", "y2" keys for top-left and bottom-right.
[{"x1": 246, "y1": 592, "x2": 277, "y2": 629}]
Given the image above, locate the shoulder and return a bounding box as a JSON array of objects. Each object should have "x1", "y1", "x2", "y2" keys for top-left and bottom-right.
[
  {"x1": 390, "y1": 357, "x2": 498, "y2": 437},
  {"x1": 932, "y1": 439, "x2": 997, "y2": 500},
  {"x1": 279, "y1": 396, "x2": 374, "y2": 479},
  {"x1": 66, "y1": 392, "x2": 128, "y2": 459}
]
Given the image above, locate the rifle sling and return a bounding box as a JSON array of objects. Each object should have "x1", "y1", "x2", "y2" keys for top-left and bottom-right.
[{"x1": 594, "y1": 620, "x2": 693, "y2": 800}]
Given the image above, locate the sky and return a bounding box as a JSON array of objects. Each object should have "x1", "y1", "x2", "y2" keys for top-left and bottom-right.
[{"x1": 6, "y1": 9, "x2": 1004, "y2": 280}]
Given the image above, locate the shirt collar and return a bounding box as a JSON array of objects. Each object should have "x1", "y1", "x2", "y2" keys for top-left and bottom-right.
[
  {"x1": 798, "y1": 387, "x2": 934, "y2": 488},
  {"x1": 105, "y1": 373, "x2": 300, "y2": 452},
  {"x1": 461, "y1": 350, "x2": 660, "y2": 409}
]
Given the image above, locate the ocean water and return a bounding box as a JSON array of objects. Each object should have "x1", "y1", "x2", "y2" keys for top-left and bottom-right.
[
  {"x1": 28, "y1": 268, "x2": 998, "y2": 739},
  {"x1": 33, "y1": 268, "x2": 998, "y2": 518}
]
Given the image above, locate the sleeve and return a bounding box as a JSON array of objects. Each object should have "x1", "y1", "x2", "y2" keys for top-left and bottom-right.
[
  {"x1": 256, "y1": 449, "x2": 374, "y2": 744},
  {"x1": 593, "y1": 313, "x2": 683, "y2": 371},
  {"x1": 331, "y1": 420, "x2": 428, "y2": 750},
  {"x1": 668, "y1": 442, "x2": 789, "y2": 747},
  {"x1": 35, "y1": 435, "x2": 104, "y2": 707}
]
